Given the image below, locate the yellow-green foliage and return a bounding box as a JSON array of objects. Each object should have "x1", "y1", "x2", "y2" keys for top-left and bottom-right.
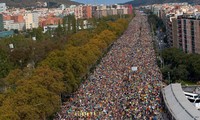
[
  {"x1": 0, "y1": 66, "x2": 64, "y2": 120},
  {"x1": 40, "y1": 16, "x2": 132, "y2": 97},
  {"x1": 0, "y1": 14, "x2": 133, "y2": 119}
]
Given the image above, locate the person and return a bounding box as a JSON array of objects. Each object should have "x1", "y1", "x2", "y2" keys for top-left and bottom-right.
[{"x1": 56, "y1": 11, "x2": 163, "y2": 120}]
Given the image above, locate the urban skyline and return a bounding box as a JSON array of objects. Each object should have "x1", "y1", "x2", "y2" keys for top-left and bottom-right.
[
  {"x1": 0, "y1": 1, "x2": 200, "y2": 120},
  {"x1": 72, "y1": 0, "x2": 130, "y2": 5}
]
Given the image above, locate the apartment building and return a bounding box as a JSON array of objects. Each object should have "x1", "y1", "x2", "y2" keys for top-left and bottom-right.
[
  {"x1": 92, "y1": 6, "x2": 97, "y2": 17},
  {"x1": 64, "y1": 4, "x2": 133, "y2": 19},
  {"x1": 1, "y1": 3, "x2": 132, "y2": 31},
  {"x1": 177, "y1": 16, "x2": 200, "y2": 53},
  {"x1": 94, "y1": 4, "x2": 107, "y2": 18},
  {"x1": 11, "y1": 15, "x2": 24, "y2": 23},
  {"x1": 4, "y1": 20, "x2": 25, "y2": 31},
  {"x1": 25, "y1": 13, "x2": 33, "y2": 29},
  {"x1": 39, "y1": 16, "x2": 62, "y2": 27},
  {"x1": 63, "y1": 5, "x2": 84, "y2": 19},
  {"x1": 83, "y1": 5, "x2": 92, "y2": 19},
  {"x1": 93, "y1": 4, "x2": 132, "y2": 18},
  {"x1": 25, "y1": 12, "x2": 39, "y2": 29},
  {"x1": 165, "y1": 14, "x2": 173, "y2": 47},
  {"x1": 32, "y1": 12, "x2": 39, "y2": 28},
  {"x1": 154, "y1": 3, "x2": 200, "y2": 54},
  {"x1": 74, "y1": 5, "x2": 83, "y2": 19},
  {"x1": 3, "y1": 14, "x2": 25, "y2": 31},
  {"x1": 125, "y1": 4, "x2": 133, "y2": 15}
]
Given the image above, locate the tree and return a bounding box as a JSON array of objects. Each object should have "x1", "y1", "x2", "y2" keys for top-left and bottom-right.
[
  {"x1": 62, "y1": 16, "x2": 67, "y2": 34},
  {"x1": 161, "y1": 48, "x2": 184, "y2": 67},
  {"x1": 80, "y1": 44, "x2": 99, "y2": 66},
  {"x1": 96, "y1": 30, "x2": 116, "y2": 45},
  {"x1": 161, "y1": 65, "x2": 171, "y2": 83},
  {"x1": 55, "y1": 21, "x2": 63, "y2": 37},
  {"x1": 66, "y1": 46, "x2": 87, "y2": 77},
  {"x1": 94, "y1": 20, "x2": 109, "y2": 34},
  {"x1": 89, "y1": 38, "x2": 107, "y2": 52},
  {"x1": 9, "y1": 47, "x2": 32, "y2": 68},
  {"x1": 30, "y1": 27, "x2": 45, "y2": 41},
  {"x1": 68, "y1": 30, "x2": 93, "y2": 46},
  {"x1": 67, "y1": 15, "x2": 71, "y2": 33},
  {"x1": 188, "y1": 54, "x2": 200, "y2": 81},
  {"x1": 172, "y1": 65, "x2": 189, "y2": 82},
  {"x1": 86, "y1": 44, "x2": 101, "y2": 58},
  {"x1": 39, "y1": 50, "x2": 78, "y2": 93},
  {"x1": 160, "y1": 48, "x2": 200, "y2": 83},
  {"x1": 0, "y1": 13, "x2": 133, "y2": 119},
  {"x1": 0, "y1": 93, "x2": 4, "y2": 106},
  {"x1": 31, "y1": 66, "x2": 65, "y2": 94},
  {"x1": 108, "y1": 18, "x2": 129, "y2": 36},
  {"x1": 0, "y1": 82, "x2": 60, "y2": 120},
  {"x1": 0, "y1": 50, "x2": 14, "y2": 79},
  {"x1": 71, "y1": 15, "x2": 77, "y2": 33},
  {"x1": 40, "y1": 50, "x2": 68, "y2": 72},
  {"x1": 0, "y1": 66, "x2": 64, "y2": 120},
  {"x1": 3, "y1": 69, "x2": 23, "y2": 89}
]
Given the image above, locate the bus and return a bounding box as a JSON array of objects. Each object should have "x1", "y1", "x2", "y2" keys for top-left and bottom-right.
[
  {"x1": 193, "y1": 99, "x2": 200, "y2": 110},
  {"x1": 184, "y1": 92, "x2": 199, "y2": 100},
  {"x1": 184, "y1": 91, "x2": 200, "y2": 110}
]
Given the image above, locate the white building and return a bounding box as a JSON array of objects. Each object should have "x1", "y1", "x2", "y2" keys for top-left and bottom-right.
[
  {"x1": 24, "y1": 12, "x2": 39, "y2": 29},
  {"x1": 0, "y1": 3, "x2": 6, "y2": 13},
  {"x1": 74, "y1": 5, "x2": 83, "y2": 19},
  {"x1": 32, "y1": 12, "x2": 39, "y2": 28},
  {"x1": 43, "y1": 25, "x2": 59, "y2": 33},
  {"x1": 3, "y1": 20, "x2": 25, "y2": 31},
  {"x1": 4, "y1": 20, "x2": 14, "y2": 30}
]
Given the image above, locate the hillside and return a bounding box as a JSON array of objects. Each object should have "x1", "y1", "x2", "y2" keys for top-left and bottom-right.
[
  {"x1": 1, "y1": 0, "x2": 81, "y2": 8},
  {"x1": 124, "y1": 0, "x2": 200, "y2": 6}
]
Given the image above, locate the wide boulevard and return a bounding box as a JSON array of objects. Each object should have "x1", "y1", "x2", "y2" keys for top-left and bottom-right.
[{"x1": 58, "y1": 11, "x2": 163, "y2": 120}]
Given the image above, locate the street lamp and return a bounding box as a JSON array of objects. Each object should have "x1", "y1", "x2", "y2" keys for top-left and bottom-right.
[{"x1": 168, "y1": 72, "x2": 171, "y2": 84}]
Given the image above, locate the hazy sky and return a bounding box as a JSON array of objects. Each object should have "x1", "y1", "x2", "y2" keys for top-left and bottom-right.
[{"x1": 72, "y1": 0, "x2": 131, "y2": 5}]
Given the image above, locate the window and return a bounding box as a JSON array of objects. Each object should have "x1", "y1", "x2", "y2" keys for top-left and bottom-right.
[
  {"x1": 191, "y1": 25, "x2": 195, "y2": 53},
  {"x1": 195, "y1": 99, "x2": 200, "y2": 103},
  {"x1": 188, "y1": 98, "x2": 195, "y2": 103},
  {"x1": 185, "y1": 94, "x2": 194, "y2": 98}
]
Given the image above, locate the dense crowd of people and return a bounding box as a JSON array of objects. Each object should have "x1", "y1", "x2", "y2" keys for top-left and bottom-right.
[{"x1": 57, "y1": 11, "x2": 163, "y2": 120}]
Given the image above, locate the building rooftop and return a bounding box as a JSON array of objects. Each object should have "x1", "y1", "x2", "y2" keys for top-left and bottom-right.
[
  {"x1": 0, "y1": 31, "x2": 14, "y2": 38},
  {"x1": 162, "y1": 83, "x2": 200, "y2": 120}
]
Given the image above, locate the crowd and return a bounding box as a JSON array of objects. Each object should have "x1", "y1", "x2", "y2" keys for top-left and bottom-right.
[{"x1": 57, "y1": 11, "x2": 163, "y2": 120}]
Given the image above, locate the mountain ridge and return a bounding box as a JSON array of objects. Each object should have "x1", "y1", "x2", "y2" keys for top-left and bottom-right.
[
  {"x1": 124, "y1": 0, "x2": 200, "y2": 6},
  {"x1": 1, "y1": 0, "x2": 81, "y2": 8}
]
